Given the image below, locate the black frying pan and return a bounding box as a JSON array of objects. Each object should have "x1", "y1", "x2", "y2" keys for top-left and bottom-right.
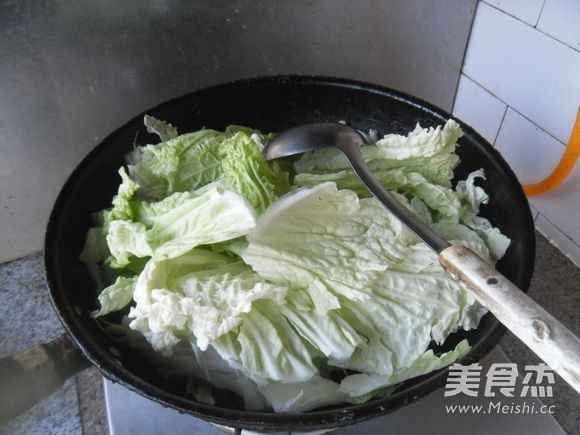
[{"x1": 0, "y1": 76, "x2": 535, "y2": 432}]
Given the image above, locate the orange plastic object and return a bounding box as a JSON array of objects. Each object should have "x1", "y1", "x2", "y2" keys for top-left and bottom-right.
[{"x1": 523, "y1": 109, "x2": 580, "y2": 196}]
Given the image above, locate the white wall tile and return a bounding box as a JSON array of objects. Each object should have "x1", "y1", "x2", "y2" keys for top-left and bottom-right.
[
  {"x1": 463, "y1": 2, "x2": 580, "y2": 144},
  {"x1": 494, "y1": 108, "x2": 580, "y2": 248},
  {"x1": 483, "y1": 0, "x2": 545, "y2": 26},
  {"x1": 495, "y1": 109, "x2": 563, "y2": 184},
  {"x1": 453, "y1": 74, "x2": 507, "y2": 143},
  {"x1": 537, "y1": 0, "x2": 580, "y2": 50},
  {"x1": 529, "y1": 162, "x2": 580, "y2": 248},
  {"x1": 536, "y1": 214, "x2": 580, "y2": 267}
]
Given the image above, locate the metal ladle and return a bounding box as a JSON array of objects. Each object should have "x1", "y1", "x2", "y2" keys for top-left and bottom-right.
[{"x1": 264, "y1": 122, "x2": 580, "y2": 393}]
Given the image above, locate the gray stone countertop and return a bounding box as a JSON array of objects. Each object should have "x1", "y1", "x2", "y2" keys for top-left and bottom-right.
[{"x1": 0, "y1": 232, "x2": 578, "y2": 435}]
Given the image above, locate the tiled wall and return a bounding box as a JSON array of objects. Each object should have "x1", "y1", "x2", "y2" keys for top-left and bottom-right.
[{"x1": 453, "y1": 0, "x2": 580, "y2": 265}]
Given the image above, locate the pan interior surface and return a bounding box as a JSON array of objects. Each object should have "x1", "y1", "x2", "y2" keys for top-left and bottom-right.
[{"x1": 44, "y1": 76, "x2": 535, "y2": 431}]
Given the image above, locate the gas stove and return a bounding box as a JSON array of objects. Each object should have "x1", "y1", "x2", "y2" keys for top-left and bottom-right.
[{"x1": 104, "y1": 347, "x2": 564, "y2": 435}]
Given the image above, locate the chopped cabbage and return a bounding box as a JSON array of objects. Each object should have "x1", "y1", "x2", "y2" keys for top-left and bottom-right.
[{"x1": 81, "y1": 116, "x2": 509, "y2": 412}]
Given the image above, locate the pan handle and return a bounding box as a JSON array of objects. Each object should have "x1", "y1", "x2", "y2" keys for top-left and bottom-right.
[
  {"x1": 0, "y1": 334, "x2": 90, "y2": 423},
  {"x1": 440, "y1": 244, "x2": 580, "y2": 393}
]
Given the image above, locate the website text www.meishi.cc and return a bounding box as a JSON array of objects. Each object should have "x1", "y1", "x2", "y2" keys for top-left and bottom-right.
[{"x1": 446, "y1": 401, "x2": 555, "y2": 414}]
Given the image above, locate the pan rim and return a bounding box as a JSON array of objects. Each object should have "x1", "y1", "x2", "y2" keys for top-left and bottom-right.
[{"x1": 44, "y1": 74, "x2": 535, "y2": 431}]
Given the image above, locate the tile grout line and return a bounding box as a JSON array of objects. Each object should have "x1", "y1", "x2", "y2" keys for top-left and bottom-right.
[
  {"x1": 480, "y1": 0, "x2": 579, "y2": 53},
  {"x1": 492, "y1": 104, "x2": 509, "y2": 146},
  {"x1": 534, "y1": 0, "x2": 547, "y2": 28},
  {"x1": 536, "y1": 211, "x2": 580, "y2": 249},
  {"x1": 495, "y1": 106, "x2": 567, "y2": 148},
  {"x1": 462, "y1": 73, "x2": 569, "y2": 148},
  {"x1": 532, "y1": 0, "x2": 579, "y2": 53},
  {"x1": 481, "y1": 1, "x2": 542, "y2": 28},
  {"x1": 533, "y1": 26, "x2": 580, "y2": 54}
]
